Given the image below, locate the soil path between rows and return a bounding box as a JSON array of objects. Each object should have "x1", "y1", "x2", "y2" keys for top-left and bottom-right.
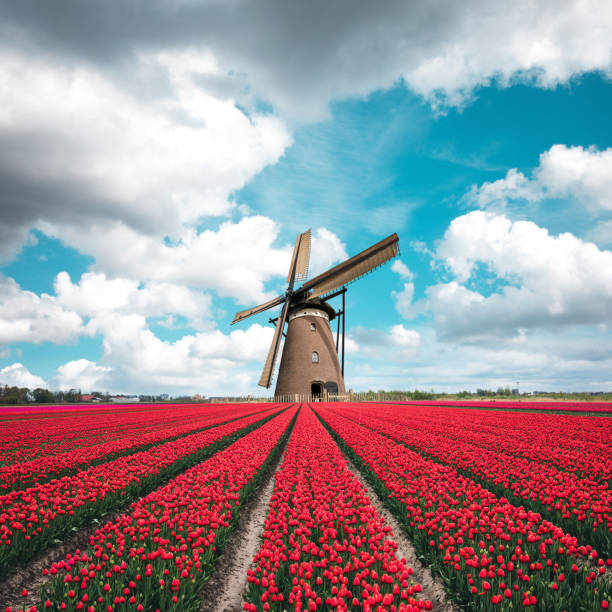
[
  {"x1": 198, "y1": 440, "x2": 288, "y2": 611},
  {"x1": 341, "y1": 454, "x2": 457, "y2": 612}
]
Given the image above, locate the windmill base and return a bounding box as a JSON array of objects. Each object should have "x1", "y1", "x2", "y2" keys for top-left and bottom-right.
[{"x1": 274, "y1": 304, "x2": 346, "y2": 399}]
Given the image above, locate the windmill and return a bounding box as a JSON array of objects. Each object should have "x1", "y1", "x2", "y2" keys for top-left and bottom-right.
[{"x1": 232, "y1": 230, "x2": 400, "y2": 398}]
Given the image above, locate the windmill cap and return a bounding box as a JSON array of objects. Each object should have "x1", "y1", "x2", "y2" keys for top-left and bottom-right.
[{"x1": 289, "y1": 298, "x2": 336, "y2": 321}]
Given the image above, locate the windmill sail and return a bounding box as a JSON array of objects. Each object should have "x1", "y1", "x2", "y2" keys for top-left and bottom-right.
[
  {"x1": 258, "y1": 298, "x2": 290, "y2": 388},
  {"x1": 287, "y1": 229, "x2": 311, "y2": 284},
  {"x1": 298, "y1": 233, "x2": 399, "y2": 299},
  {"x1": 231, "y1": 294, "x2": 285, "y2": 325},
  {"x1": 232, "y1": 229, "x2": 312, "y2": 326}
]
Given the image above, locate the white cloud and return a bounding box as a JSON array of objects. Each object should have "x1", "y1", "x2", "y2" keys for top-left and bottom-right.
[
  {"x1": 0, "y1": 270, "x2": 217, "y2": 348},
  {"x1": 44, "y1": 216, "x2": 295, "y2": 304},
  {"x1": 462, "y1": 168, "x2": 540, "y2": 210},
  {"x1": 190, "y1": 324, "x2": 274, "y2": 362},
  {"x1": 54, "y1": 271, "x2": 213, "y2": 330},
  {"x1": 392, "y1": 282, "x2": 416, "y2": 319},
  {"x1": 425, "y1": 211, "x2": 612, "y2": 341},
  {"x1": 389, "y1": 324, "x2": 421, "y2": 350},
  {"x1": 349, "y1": 324, "x2": 421, "y2": 360},
  {"x1": 0, "y1": 276, "x2": 85, "y2": 345},
  {"x1": 391, "y1": 261, "x2": 416, "y2": 319},
  {"x1": 8, "y1": 0, "x2": 610, "y2": 120},
  {"x1": 536, "y1": 145, "x2": 612, "y2": 211},
  {"x1": 0, "y1": 48, "x2": 291, "y2": 263},
  {"x1": 0, "y1": 363, "x2": 46, "y2": 389},
  {"x1": 464, "y1": 145, "x2": 612, "y2": 212},
  {"x1": 343, "y1": 336, "x2": 360, "y2": 355},
  {"x1": 399, "y1": 2, "x2": 612, "y2": 110},
  {"x1": 53, "y1": 359, "x2": 112, "y2": 391},
  {"x1": 307, "y1": 228, "x2": 348, "y2": 279},
  {"x1": 587, "y1": 220, "x2": 612, "y2": 247},
  {"x1": 2, "y1": 3, "x2": 610, "y2": 261},
  {"x1": 85, "y1": 315, "x2": 275, "y2": 395},
  {"x1": 346, "y1": 327, "x2": 612, "y2": 393},
  {"x1": 0, "y1": 223, "x2": 347, "y2": 395},
  {"x1": 391, "y1": 260, "x2": 414, "y2": 280}
]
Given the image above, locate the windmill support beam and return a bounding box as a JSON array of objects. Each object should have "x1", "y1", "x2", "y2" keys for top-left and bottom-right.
[
  {"x1": 341, "y1": 287, "x2": 345, "y2": 377},
  {"x1": 325, "y1": 286, "x2": 348, "y2": 356},
  {"x1": 320, "y1": 287, "x2": 348, "y2": 303}
]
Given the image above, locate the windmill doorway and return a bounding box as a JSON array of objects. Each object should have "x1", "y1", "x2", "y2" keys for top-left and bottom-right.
[{"x1": 311, "y1": 382, "x2": 323, "y2": 401}]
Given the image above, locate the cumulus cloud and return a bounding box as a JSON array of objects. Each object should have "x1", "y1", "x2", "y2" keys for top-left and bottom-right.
[
  {"x1": 464, "y1": 145, "x2": 612, "y2": 212},
  {"x1": 390, "y1": 261, "x2": 416, "y2": 319},
  {"x1": 0, "y1": 224, "x2": 347, "y2": 395},
  {"x1": 389, "y1": 324, "x2": 421, "y2": 350},
  {"x1": 0, "y1": 268, "x2": 279, "y2": 394},
  {"x1": 0, "y1": 49, "x2": 291, "y2": 264},
  {"x1": 2, "y1": 1, "x2": 612, "y2": 120},
  {"x1": 423, "y1": 211, "x2": 612, "y2": 341},
  {"x1": 1, "y1": 2, "x2": 611, "y2": 264},
  {"x1": 391, "y1": 260, "x2": 414, "y2": 280},
  {"x1": 0, "y1": 276, "x2": 85, "y2": 345},
  {"x1": 190, "y1": 325, "x2": 274, "y2": 363},
  {"x1": 348, "y1": 327, "x2": 612, "y2": 393},
  {"x1": 88, "y1": 317, "x2": 275, "y2": 395},
  {"x1": 0, "y1": 363, "x2": 46, "y2": 389},
  {"x1": 536, "y1": 145, "x2": 612, "y2": 211},
  {"x1": 587, "y1": 220, "x2": 612, "y2": 247},
  {"x1": 350, "y1": 324, "x2": 421, "y2": 360},
  {"x1": 0, "y1": 270, "x2": 217, "y2": 347},
  {"x1": 392, "y1": 282, "x2": 416, "y2": 319},
  {"x1": 307, "y1": 228, "x2": 349, "y2": 279},
  {"x1": 54, "y1": 271, "x2": 213, "y2": 330},
  {"x1": 43, "y1": 216, "x2": 300, "y2": 304},
  {"x1": 53, "y1": 359, "x2": 112, "y2": 391}
]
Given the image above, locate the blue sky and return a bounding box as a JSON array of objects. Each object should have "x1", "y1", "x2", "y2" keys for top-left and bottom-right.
[{"x1": 1, "y1": 1, "x2": 611, "y2": 395}]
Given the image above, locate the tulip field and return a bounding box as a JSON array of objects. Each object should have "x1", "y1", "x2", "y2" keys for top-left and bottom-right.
[{"x1": 0, "y1": 400, "x2": 610, "y2": 611}]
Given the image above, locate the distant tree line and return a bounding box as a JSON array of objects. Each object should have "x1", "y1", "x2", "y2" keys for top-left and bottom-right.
[
  {"x1": 351, "y1": 388, "x2": 612, "y2": 402},
  {"x1": 2, "y1": 384, "x2": 610, "y2": 405},
  {"x1": 352, "y1": 389, "x2": 438, "y2": 401},
  {"x1": 0, "y1": 385, "x2": 83, "y2": 405}
]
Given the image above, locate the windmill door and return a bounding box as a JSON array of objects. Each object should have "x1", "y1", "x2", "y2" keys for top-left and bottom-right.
[{"x1": 311, "y1": 381, "x2": 323, "y2": 400}]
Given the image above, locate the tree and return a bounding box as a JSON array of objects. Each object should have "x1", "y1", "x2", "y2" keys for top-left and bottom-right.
[
  {"x1": 0, "y1": 385, "x2": 29, "y2": 404},
  {"x1": 33, "y1": 388, "x2": 54, "y2": 403}
]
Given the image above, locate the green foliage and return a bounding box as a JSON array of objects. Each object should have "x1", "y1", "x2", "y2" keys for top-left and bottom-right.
[
  {"x1": 32, "y1": 388, "x2": 55, "y2": 403},
  {"x1": 0, "y1": 385, "x2": 30, "y2": 404}
]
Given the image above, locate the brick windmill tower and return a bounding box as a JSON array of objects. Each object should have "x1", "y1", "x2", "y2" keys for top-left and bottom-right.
[{"x1": 232, "y1": 230, "x2": 399, "y2": 398}]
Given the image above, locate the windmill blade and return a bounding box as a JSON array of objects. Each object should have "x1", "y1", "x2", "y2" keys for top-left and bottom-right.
[
  {"x1": 231, "y1": 294, "x2": 285, "y2": 325},
  {"x1": 258, "y1": 299, "x2": 289, "y2": 388},
  {"x1": 287, "y1": 229, "x2": 311, "y2": 285},
  {"x1": 298, "y1": 232, "x2": 399, "y2": 299}
]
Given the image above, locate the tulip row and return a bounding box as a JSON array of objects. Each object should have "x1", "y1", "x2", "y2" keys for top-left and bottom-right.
[
  {"x1": 243, "y1": 405, "x2": 431, "y2": 612},
  {"x1": 0, "y1": 405, "x2": 288, "y2": 578},
  {"x1": 0, "y1": 404, "x2": 276, "y2": 493},
  {"x1": 0, "y1": 403, "x2": 269, "y2": 466},
  {"x1": 324, "y1": 402, "x2": 612, "y2": 557},
  {"x1": 0, "y1": 404, "x2": 188, "y2": 464},
  {"x1": 28, "y1": 405, "x2": 299, "y2": 612},
  {"x1": 316, "y1": 405, "x2": 611, "y2": 611},
  {"x1": 394, "y1": 399, "x2": 612, "y2": 413},
  {"x1": 376, "y1": 402, "x2": 611, "y2": 480}
]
